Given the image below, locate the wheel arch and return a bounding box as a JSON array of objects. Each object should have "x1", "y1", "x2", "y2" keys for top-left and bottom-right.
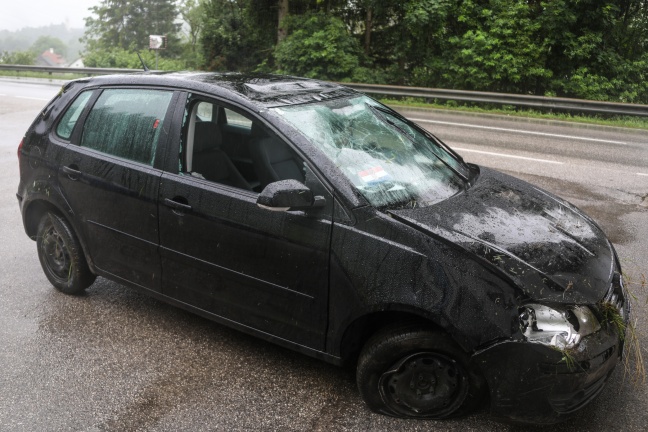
[
  {"x1": 24, "y1": 199, "x2": 96, "y2": 273},
  {"x1": 24, "y1": 199, "x2": 60, "y2": 238},
  {"x1": 337, "y1": 309, "x2": 447, "y2": 366}
]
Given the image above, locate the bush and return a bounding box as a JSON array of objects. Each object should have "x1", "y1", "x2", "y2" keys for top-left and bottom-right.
[
  {"x1": 83, "y1": 47, "x2": 187, "y2": 70},
  {"x1": 274, "y1": 12, "x2": 365, "y2": 82},
  {"x1": 0, "y1": 50, "x2": 37, "y2": 65}
]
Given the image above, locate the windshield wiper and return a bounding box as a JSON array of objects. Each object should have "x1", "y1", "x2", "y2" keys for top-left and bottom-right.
[
  {"x1": 365, "y1": 103, "x2": 468, "y2": 182},
  {"x1": 366, "y1": 103, "x2": 410, "y2": 135}
]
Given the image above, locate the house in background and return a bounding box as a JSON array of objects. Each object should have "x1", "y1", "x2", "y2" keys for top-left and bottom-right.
[
  {"x1": 36, "y1": 48, "x2": 66, "y2": 67},
  {"x1": 68, "y1": 58, "x2": 84, "y2": 68}
]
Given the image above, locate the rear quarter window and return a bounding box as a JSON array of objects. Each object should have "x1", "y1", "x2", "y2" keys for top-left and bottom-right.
[
  {"x1": 56, "y1": 90, "x2": 93, "y2": 140},
  {"x1": 80, "y1": 89, "x2": 173, "y2": 165},
  {"x1": 224, "y1": 108, "x2": 253, "y2": 129}
]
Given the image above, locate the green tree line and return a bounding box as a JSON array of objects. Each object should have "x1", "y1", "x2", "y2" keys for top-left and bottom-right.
[
  {"x1": 195, "y1": 0, "x2": 648, "y2": 103},
  {"x1": 5, "y1": 0, "x2": 648, "y2": 103}
]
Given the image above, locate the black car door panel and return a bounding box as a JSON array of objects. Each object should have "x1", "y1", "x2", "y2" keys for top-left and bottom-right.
[
  {"x1": 158, "y1": 174, "x2": 332, "y2": 350},
  {"x1": 55, "y1": 88, "x2": 178, "y2": 290}
]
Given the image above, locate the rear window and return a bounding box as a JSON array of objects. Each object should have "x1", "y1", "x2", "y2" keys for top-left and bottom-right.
[{"x1": 80, "y1": 89, "x2": 173, "y2": 165}]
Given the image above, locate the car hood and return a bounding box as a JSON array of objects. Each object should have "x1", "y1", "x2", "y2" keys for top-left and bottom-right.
[{"x1": 389, "y1": 167, "x2": 614, "y2": 305}]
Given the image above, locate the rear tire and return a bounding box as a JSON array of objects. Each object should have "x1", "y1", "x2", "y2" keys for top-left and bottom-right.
[
  {"x1": 356, "y1": 325, "x2": 485, "y2": 419},
  {"x1": 36, "y1": 212, "x2": 95, "y2": 295}
]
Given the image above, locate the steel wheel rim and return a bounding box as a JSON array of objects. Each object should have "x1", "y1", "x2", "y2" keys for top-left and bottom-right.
[
  {"x1": 42, "y1": 225, "x2": 71, "y2": 280},
  {"x1": 379, "y1": 352, "x2": 468, "y2": 417}
]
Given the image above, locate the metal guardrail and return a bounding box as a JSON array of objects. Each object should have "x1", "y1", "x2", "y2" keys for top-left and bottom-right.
[
  {"x1": 0, "y1": 64, "x2": 137, "y2": 76},
  {"x1": 2, "y1": 64, "x2": 647, "y2": 117},
  {"x1": 346, "y1": 83, "x2": 648, "y2": 117}
]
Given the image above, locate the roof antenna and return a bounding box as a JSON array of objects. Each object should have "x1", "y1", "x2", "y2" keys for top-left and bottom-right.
[{"x1": 136, "y1": 52, "x2": 150, "y2": 72}]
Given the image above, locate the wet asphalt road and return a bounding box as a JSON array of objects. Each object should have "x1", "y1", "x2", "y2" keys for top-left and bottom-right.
[{"x1": 1, "y1": 78, "x2": 647, "y2": 431}]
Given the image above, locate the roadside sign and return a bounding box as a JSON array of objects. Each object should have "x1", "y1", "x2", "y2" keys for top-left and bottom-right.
[{"x1": 149, "y1": 35, "x2": 167, "y2": 50}]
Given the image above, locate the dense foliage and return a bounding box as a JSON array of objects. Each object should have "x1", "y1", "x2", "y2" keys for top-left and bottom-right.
[
  {"x1": 274, "y1": 12, "x2": 367, "y2": 81},
  {"x1": 0, "y1": 50, "x2": 37, "y2": 65},
  {"x1": 83, "y1": 0, "x2": 182, "y2": 59},
  {"x1": 76, "y1": 0, "x2": 648, "y2": 103}
]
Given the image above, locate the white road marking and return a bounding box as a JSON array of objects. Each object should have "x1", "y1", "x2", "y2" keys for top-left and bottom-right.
[
  {"x1": 637, "y1": 173, "x2": 648, "y2": 176},
  {"x1": 409, "y1": 118, "x2": 629, "y2": 145},
  {"x1": 453, "y1": 147, "x2": 564, "y2": 164},
  {"x1": 16, "y1": 96, "x2": 50, "y2": 101}
]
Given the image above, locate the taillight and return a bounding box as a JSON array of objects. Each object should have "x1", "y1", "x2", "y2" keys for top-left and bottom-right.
[{"x1": 17, "y1": 138, "x2": 24, "y2": 160}]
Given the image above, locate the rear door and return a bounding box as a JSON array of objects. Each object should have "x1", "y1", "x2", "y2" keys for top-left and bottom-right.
[
  {"x1": 56, "y1": 88, "x2": 178, "y2": 290},
  {"x1": 158, "y1": 95, "x2": 333, "y2": 350}
]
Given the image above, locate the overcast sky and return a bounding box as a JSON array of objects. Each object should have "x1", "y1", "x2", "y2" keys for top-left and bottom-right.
[{"x1": 0, "y1": 0, "x2": 101, "y2": 32}]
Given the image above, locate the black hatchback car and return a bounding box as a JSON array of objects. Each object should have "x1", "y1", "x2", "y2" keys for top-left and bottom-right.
[{"x1": 17, "y1": 72, "x2": 629, "y2": 424}]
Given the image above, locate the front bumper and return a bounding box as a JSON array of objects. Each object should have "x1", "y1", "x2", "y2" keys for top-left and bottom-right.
[{"x1": 472, "y1": 324, "x2": 623, "y2": 425}]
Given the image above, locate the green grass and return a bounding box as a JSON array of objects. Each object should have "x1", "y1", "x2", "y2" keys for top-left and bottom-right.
[
  {"x1": 623, "y1": 320, "x2": 646, "y2": 385},
  {"x1": 613, "y1": 267, "x2": 647, "y2": 385},
  {"x1": 557, "y1": 347, "x2": 578, "y2": 371},
  {"x1": 381, "y1": 97, "x2": 648, "y2": 130},
  {"x1": 599, "y1": 301, "x2": 627, "y2": 341}
]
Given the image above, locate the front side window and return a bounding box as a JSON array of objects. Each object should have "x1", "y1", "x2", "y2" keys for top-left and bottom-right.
[
  {"x1": 81, "y1": 89, "x2": 173, "y2": 165},
  {"x1": 180, "y1": 96, "x2": 305, "y2": 193},
  {"x1": 271, "y1": 96, "x2": 469, "y2": 209}
]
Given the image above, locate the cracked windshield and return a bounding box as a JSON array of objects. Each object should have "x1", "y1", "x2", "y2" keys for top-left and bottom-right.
[{"x1": 272, "y1": 96, "x2": 469, "y2": 209}]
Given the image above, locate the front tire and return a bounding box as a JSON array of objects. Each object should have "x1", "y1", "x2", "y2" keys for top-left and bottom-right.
[
  {"x1": 356, "y1": 325, "x2": 485, "y2": 419},
  {"x1": 36, "y1": 212, "x2": 95, "y2": 295}
]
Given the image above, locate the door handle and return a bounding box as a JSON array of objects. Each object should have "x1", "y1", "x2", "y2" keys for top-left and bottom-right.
[
  {"x1": 164, "y1": 198, "x2": 192, "y2": 212},
  {"x1": 62, "y1": 165, "x2": 81, "y2": 180}
]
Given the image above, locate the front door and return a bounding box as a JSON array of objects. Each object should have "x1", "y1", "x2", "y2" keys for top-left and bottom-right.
[{"x1": 158, "y1": 96, "x2": 332, "y2": 350}]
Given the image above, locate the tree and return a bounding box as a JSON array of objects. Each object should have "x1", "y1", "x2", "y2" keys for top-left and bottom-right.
[
  {"x1": 30, "y1": 36, "x2": 68, "y2": 58},
  {"x1": 278, "y1": 0, "x2": 289, "y2": 42},
  {"x1": 0, "y1": 50, "x2": 37, "y2": 65},
  {"x1": 180, "y1": 0, "x2": 204, "y2": 47},
  {"x1": 437, "y1": 0, "x2": 550, "y2": 93},
  {"x1": 178, "y1": 0, "x2": 206, "y2": 68},
  {"x1": 200, "y1": 0, "x2": 276, "y2": 71},
  {"x1": 274, "y1": 12, "x2": 365, "y2": 81},
  {"x1": 83, "y1": 0, "x2": 182, "y2": 56}
]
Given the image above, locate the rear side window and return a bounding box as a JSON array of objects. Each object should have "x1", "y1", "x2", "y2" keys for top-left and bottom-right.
[
  {"x1": 56, "y1": 91, "x2": 92, "y2": 140},
  {"x1": 81, "y1": 89, "x2": 173, "y2": 165},
  {"x1": 224, "y1": 108, "x2": 253, "y2": 129}
]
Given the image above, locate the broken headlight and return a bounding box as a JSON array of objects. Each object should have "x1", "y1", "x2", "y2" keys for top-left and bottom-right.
[{"x1": 519, "y1": 304, "x2": 600, "y2": 349}]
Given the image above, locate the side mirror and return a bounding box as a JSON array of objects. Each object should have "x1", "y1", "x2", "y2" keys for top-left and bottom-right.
[{"x1": 256, "y1": 179, "x2": 325, "y2": 212}]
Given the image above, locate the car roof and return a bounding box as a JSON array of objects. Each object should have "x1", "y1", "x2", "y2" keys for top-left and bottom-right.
[{"x1": 68, "y1": 72, "x2": 358, "y2": 108}]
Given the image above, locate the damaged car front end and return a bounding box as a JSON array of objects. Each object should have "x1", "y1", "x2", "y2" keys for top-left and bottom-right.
[
  {"x1": 475, "y1": 274, "x2": 629, "y2": 424},
  {"x1": 387, "y1": 168, "x2": 630, "y2": 424}
]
